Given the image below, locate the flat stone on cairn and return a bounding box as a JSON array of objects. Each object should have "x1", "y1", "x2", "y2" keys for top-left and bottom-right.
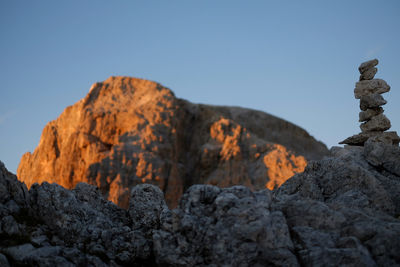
[
  {"x1": 360, "y1": 93, "x2": 387, "y2": 111},
  {"x1": 340, "y1": 59, "x2": 400, "y2": 146},
  {"x1": 359, "y1": 107, "x2": 383, "y2": 122},
  {"x1": 360, "y1": 113, "x2": 391, "y2": 132}
]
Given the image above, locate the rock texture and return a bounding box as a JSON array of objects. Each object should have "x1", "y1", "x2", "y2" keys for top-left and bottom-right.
[
  {"x1": 1, "y1": 137, "x2": 400, "y2": 266},
  {"x1": 17, "y1": 76, "x2": 328, "y2": 208},
  {"x1": 274, "y1": 141, "x2": 400, "y2": 266},
  {"x1": 340, "y1": 59, "x2": 400, "y2": 146}
]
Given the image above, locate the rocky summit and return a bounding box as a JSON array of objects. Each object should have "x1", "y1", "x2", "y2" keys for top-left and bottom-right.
[
  {"x1": 17, "y1": 76, "x2": 328, "y2": 208},
  {"x1": 1, "y1": 138, "x2": 399, "y2": 266}
]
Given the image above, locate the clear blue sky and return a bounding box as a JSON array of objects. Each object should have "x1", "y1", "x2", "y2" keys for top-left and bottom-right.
[{"x1": 1, "y1": 1, "x2": 399, "y2": 173}]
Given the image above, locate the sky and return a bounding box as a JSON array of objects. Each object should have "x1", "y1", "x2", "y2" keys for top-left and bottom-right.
[{"x1": 1, "y1": 1, "x2": 399, "y2": 173}]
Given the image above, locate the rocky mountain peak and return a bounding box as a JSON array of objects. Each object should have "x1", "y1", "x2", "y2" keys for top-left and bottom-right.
[{"x1": 17, "y1": 76, "x2": 328, "y2": 208}]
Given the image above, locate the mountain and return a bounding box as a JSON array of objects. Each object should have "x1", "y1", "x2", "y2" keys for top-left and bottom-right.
[
  {"x1": 1, "y1": 139, "x2": 399, "y2": 266},
  {"x1": 17, "y1": 76, "x2": 328, "y2": 208}
]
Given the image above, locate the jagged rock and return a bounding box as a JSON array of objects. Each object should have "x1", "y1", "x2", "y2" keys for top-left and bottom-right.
[
  {"x1": 0, "y1": 253, "x2": 10, "y2": 267},
  {"x1": 274, "y1": 143, "x2": 400, "y2": 266},
  {"x1": 1, "y1": 244, "x2": 72, "y2": 266},
  {"x1": 17, "y1": 76, "x2": 328, "y2": 208},
  {"x1": 367, "y1": 131, "x2": 400, "y2": 146},
  {"x1": 359, "y1": 107, "x2": 384, "y2": 122},
  {"x1": 354, "y1": 79, "x2": 390, "y2": 99},
  {"x1": 364, "y1": 139, "x2": 400, "y2": 176},
  {"x1": 360, "y1": 113, "x2": 391, "y2": 132},
  {"x1": 360, "y1": 93, "x2": 387, "y2": 111},
  {"x1": 2, "y1": 137, "x2": 400, "y2": 266},
  {"x1": 358, "y1": 58, "x2": 379, "y2": 73},
  {"x1": 359, "y1": 67, "x2": 377, "y2": 81},
  {"x1": 0, "y1": 160, "x2": 155, "y2": 266},
  {"x1": 153, "y1": 185, "x2": 298, "y2": 266},
  {"x1": 28, "y1": 182, "x2": 152, "y2": 264},
  {"x1": 129, "y1": 184, "x2": 168, "y2": 235}
]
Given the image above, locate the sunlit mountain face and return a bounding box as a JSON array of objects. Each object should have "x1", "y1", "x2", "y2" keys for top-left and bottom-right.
[{"x1": 17, "y1": 76, "x2": 328, "y2": 208}]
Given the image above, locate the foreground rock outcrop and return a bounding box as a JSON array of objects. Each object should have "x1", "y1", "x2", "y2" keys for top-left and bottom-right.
[
  {"x1": 2, "y1": 138, "x2": 399, "y2": 266},
  {"x1": 17, "y1": 77, "x2": 328, "y2": 208}
]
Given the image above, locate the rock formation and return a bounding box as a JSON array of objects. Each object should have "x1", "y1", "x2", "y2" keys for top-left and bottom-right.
[
  {"x1": 340, "y1": 59, "x2": 400, "y2": 146},
  {"x1": 17, "y1": 77, "x2": 328, "y2": 208},
  {"x1": 1, "y1": 137, "x2": 399, "y2": 266}
]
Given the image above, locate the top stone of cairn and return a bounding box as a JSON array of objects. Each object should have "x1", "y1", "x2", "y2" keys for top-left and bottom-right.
[
  {"x1": 358, "y1": 58, "x2": 378, "y2": 74},
  {"x1": 359, "y1": 59, "x2": 379, "y2": 81}
]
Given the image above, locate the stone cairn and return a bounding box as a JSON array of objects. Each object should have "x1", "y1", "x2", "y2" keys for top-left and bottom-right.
[{"x1": 340, "y1": 59, "x2": 400, "y2": 146}]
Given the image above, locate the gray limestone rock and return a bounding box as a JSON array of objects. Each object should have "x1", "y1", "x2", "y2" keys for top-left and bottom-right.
[
  {"x1": 299, "y1": 246, "x2": 376, "y2": 267},
  {"x1": 153, "y1": 185, "x2": 298, "y2": 266},
  {"x1": 2, "y1": 138, "x2": 400, "y2": 267},
  {"x1": 358, "y1": 59, "x2": 378, "y2": 74},
  {"x1": 359, "y1": 107, "x2": 384, "y2": 122},
  {"x1": 360, "y1": 113, "x2": 391, "y2": 132},
  {"x1": 354, "y1": 79, "x2": 390, "y2": 99},
  {"x1": 360, "y1": 93, "x2": 387, "y2": 111},
  {"x1": 28, "y1": 182, "x2": 152, "y2": 264},
  {"x1": 364, "y1": 139, "x2": 400, "y2": 176},
  {"x1": 0, "y1": 253, "x2": 10, "y2": 267},
  {"x1": 129, "y1": 184, "x2": 168, "y2": 235},
  {"x1": 359, "y1": 67, "x2": 377, "y2": 81},
  {"x1": 368, "y1": 131, "x2": 400, "y2": 146},
  {"x1": 274, "y1": 145, "x2": 400, "y2": 265}
]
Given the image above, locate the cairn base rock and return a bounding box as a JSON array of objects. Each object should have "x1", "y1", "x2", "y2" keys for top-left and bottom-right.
[{"x1": 339, "y1": 131, "x2": 399, "y2": 146}]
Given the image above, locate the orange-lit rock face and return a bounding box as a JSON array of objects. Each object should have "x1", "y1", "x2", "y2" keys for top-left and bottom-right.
[
  {"x1": 264, "y1": 144, "x2": 307, "y2": 190},
  {"x1": 18, "y1": 76, "x2": 329, "y2": 208}
]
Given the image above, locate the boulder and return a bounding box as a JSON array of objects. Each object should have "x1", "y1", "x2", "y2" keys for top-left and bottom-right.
[{"x1": 128, "y1": 184, "x2": 168, "y2": 235}]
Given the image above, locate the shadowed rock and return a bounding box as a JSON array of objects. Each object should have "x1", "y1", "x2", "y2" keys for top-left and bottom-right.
[{"x1": 1, "y1": 137, "x2": 400, "y2": 265}]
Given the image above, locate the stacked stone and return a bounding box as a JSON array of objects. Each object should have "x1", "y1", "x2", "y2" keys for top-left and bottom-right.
[{"x1": 340, "y1": 59, "x2": 400, "y2": 146}]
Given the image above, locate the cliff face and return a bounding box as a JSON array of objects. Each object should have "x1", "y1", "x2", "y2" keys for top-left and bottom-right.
[{"x1": 17, "y1": 76, "x2": 328, "y2": 207}]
